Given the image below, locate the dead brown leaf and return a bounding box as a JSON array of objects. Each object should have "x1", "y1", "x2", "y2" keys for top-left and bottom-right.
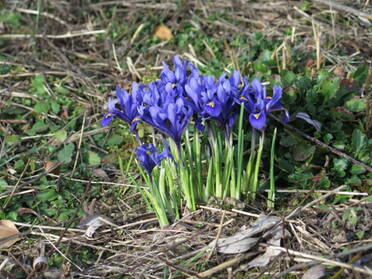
[
  {"x1": 43, "y1": 161, "x2": 61, "y2": 175},
  {"x1": 17, "y1": 208, "x2": 39, "y2": 217},
  {"x1": 215, "y1": 215, "x2": 281, "y2": 254},
  {"x1": 92, "y1": 168, "x2": 110, "y2": 181},
  {"x1": 302, "y1": 264, "x2": 326, "y2": 279},
  {"x1": 153, "y1": 25, "x2": 173, "y2": 39},
  {"x1": 0, "y1": 220, "x2": 20, "y2": 248},
  {"x1": 77, "y1": 215, "x2": 116, "y2": 237},
  {"x1": 60, "y1": 106, "x2": 69, "y2": 119}
]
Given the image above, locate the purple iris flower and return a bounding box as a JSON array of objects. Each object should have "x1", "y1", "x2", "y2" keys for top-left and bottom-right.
[
  {"x1": 184, "y1": 71, "x2": 241, "y2": 134},
  {"x1": 136, "y1": 79, "x2": 192, "y2": 147},
  {"x1": 238, "y1": 78, "x2": 290, "y2": 129},
  {"x1": 143, "y1": 97, "x2": 193, "y2": 146},
  {"x1": 213, "y1": 71, "x2": 241, "y2": 127},
  {"x1": 101, "y1": 85, "x2": 142, "y2": 131},
  {"x1": 135, "y1": 139, "x2": 174, "y2": 176},
  {"x1": 184, "y1": 74, "x2": 218, "y2": 131},
  {"x1": 160, "y1": 56, "x2": 190, "y2": 95}
]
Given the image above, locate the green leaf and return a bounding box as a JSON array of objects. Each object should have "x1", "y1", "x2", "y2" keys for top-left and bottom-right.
[
  {"x1": 351, "y1": 129, "x2": 366, "y2": 153},
  {"x1": 350, "y1": 164, "x2": 366, "y2": 175},
  {"x1": 14, "y1": 159, "x2": 25, "y2": 171},
  {"x1": 346, "y1": 176, "x2": 362, "y2": 186},
  {"x1": 7, "y1": 211, "x2": 18, "y2": 221},
  {"x1": 332, "y1": 158, "x2": 348, "y2": 176},
  {"x1": 344, "y1": 97, "x2": 366, "y2": 113},
  {"x1": 6, "y1": 134, "x2": 20, "y2": 145},
  {"x1": 27, "y1": 119, "x2": 49, "y2": 136},
  {"x1": 279, "y1": 135, "x2": 298, "y2": 147},
  {"x1": 0, "y1": 11, "x2": 20, "y2": 29},
  {"x1": 57, "y1": 143, "x2": 75, "y2": 164},
  {"x1": 260, "y1": 50, "x2": 272, "y2": 62},
  {"x1": 300, "y1": 1, "x2": 311, "y2": 10},
  {"x1": 318, "y1": 176, "x2": 330, "y2": 189},
  {"x1": 292, "y1": 142, "x2": 315, "y2": 161},
  {"x1": 44, "y1": 208, "x2": 58, "y2": 216},
  {"x1": 332, "y1": 141, "x2": 345, "y2": 150},
  {"x1": 50, "y1": 100, "x2": 61, "y2": 114},
  {"x1": 56, "y1": 211, "x2": 70, "y2": 221},
  {"x1": 34, "y1": 102, "x2": 50, "y2": 114},
  {"x1": 54, "y1": 130, "x2": 67, "y2": 141},
  {"x1": 84, "y1": 151, "x2": 101, "y2": 165},
  {"x1": 54, "y1": 84, "x2": 70, "y2": 94},
  {"x1": 37, "y1": 189, "x2": 59, "y2": 202},
  {"x1": 356, "y1": 231, "x2": 364, "y2": 239},
  {"x1": 280, "y1": 70, "x2": 296, "y2": 85},
  {"x1": 253, "y1": 61, "x2": 268, "y2": 73},
  {"x1": 342, "y1": 209, "x2": 350, "y2": 222},
  {"x1": 107, "y1": 134, "x2": 124, "y2": 147},
  {"x1": 321, "y1": 78, "x2": 340, "y2": 103},
  {"x1": 31, "y1": 74, "x2": 47, "y2": 95},
  {"x1": 349, "y1": 214, "x2": 358, "y2": 225},
  {"x1": 352, "y1": 64, "x2": 368, "y2": 81},
  {"x1": 282, "y1": 88, "x2": 297, "y2": 104},
  {"x1": 323, "y1": 133, "x2": 333, "y2": 144},
  {"x1": 30, "y1": 160, "x2": 36, "y2": 172},
  {"x1": 276, "y1": 157, "x2": 295, "y2": 173}
]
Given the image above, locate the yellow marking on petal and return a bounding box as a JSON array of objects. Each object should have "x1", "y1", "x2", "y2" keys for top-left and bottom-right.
[
  {"x1": 239, "y1": 96, "x2": 247, "y2": 101},
  {"x1": 172, "y1": 83, "x2": 177, "y2": 88},
  {"x1": 131, "y1": 117, "x2": 141, "y2": 124},
  {"x1": 207, "y1": 102, "x2": 215, "y2": 108},
  {"x1": 105, "y1": 113, "x2": 114, "y2": 118},
  {"x1": 254, "y1": 113, "x2": 260, "y2": 119},
  {"x1": 267, "y1": 96, "x2": 272, "y2": 99}
]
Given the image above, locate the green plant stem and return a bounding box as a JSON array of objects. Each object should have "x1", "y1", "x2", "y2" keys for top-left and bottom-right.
[
  {"x1": 148, "y1": 174, "x2": 169, "y2": 227},
  {"x1": 243, "y1": 128, "x2": 256, "y2": 193},
  {"x1": 222, "y1": 137, "x2": 233, "y2": 199},
  {"x1": 251, "y1": 129, "x2": 265, "y2": 201},
  {"x1": 208, "y1": 125, "x2": 222, "y2": 199},
  {"x1": 177, "y1": 144, "x2": 196, "y2": 211},
  {"x1": 268, "y1": 128, "x2": 277, "y2": 208},
  {"x1": 234, "y1": 103, "x2": 245, "y2": 199},
  {"x1": 193, "y1": 130, "x2": 203, "y2": 200}
]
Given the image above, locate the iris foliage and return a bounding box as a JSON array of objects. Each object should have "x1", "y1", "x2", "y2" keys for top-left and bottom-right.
[{"x1": 102, "y1": 56, "x2": 289, "y2": 226}]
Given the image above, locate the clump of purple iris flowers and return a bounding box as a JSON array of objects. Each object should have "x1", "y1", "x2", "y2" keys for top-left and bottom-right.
[{"x1": 102, "y1": 55, "x2": 289, "y2": 165}]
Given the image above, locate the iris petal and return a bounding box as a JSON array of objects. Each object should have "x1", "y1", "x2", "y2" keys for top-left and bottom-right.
[
  {"x1": 204, "y1": 100, "x2": 221, "y2": 117},
  {"x1": 266, "y1": 84, "x2": 282, "y2": 109},
  {"x1": 101, "y1": 112, "x2": 115, "y2": 127},
  {"x1": 249, "y1": 112, "x2": 266, "y2": 130}
]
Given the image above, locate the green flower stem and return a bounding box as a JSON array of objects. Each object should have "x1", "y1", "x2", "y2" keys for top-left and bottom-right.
[
  {"x1": 177, "y1": 144, "x2": 196, "y2": 211},
  {"x1": 208, "y1": 125, "x2": 222, "y2": 199},
  {"x1": 268, "y1": 128, "x2": 277, "y2": 209},
  {"x1": 193, "y1": 130, "x2": 203, "y2": 200},
  {"x1": 234, "y1": 103, "x2": 245, "y2": 199},
  {"x1": 205, "y1": 156, "x2": 214, "y2": 200},
  {"x1": 132, "y1": 162, "x2": 169, "y2": 227},
  {"x1": 166, "y1": 161, "x2": 180, "y2": 219},
  {"x1": 243, "y1": 128, "x2": 256, "y2": 193},
  {"x1": 251, "y1": 129, "x2": 265, "y2": 201},
  {"x1": 148, "y1": 174, "x2": 169, "y2": 226},
  {"x1": 222, "y1": 139, "x2": 233, "y2": 199}
]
